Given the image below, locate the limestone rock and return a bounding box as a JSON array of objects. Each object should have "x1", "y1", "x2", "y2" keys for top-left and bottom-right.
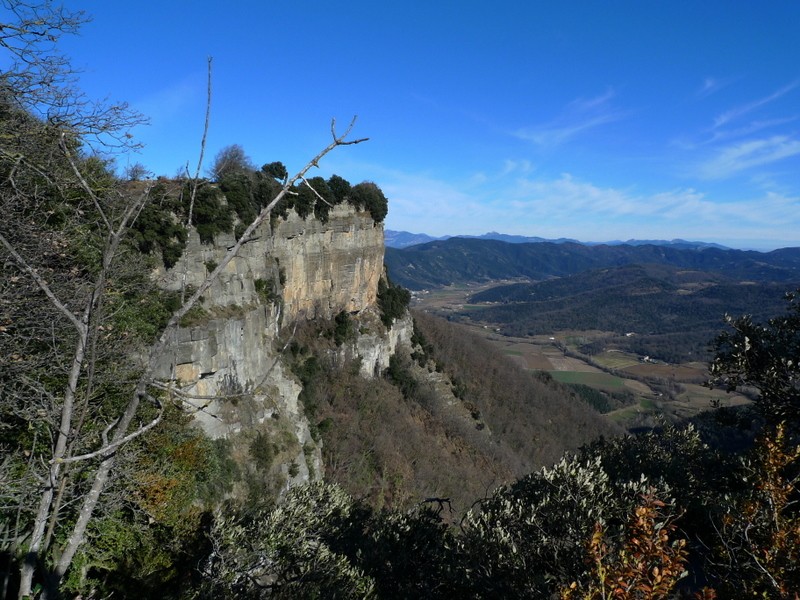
[{"x1": 152, "y1": 204, "x2": 405, "y2": 499}]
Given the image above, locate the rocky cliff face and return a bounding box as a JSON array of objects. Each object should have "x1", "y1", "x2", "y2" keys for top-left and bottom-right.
[{"x1": 152, "y1": 205, "x2": 410, "y2": 498}]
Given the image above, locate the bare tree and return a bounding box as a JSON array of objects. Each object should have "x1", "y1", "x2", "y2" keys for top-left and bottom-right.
[{"x1": 0, "y1": 3, "x2": 367, "y2": 597}]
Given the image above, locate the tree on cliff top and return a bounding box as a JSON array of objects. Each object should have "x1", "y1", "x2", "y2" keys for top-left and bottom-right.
[
  {"x1": 209, "y1": 143, "x2": 255, "y2": 181},
  {"x1": 0, "y1": 3, "x2": 368, "y2": 596},
  {"x1": 350, "y1": 181, "x2": 388, "y2": 223}
]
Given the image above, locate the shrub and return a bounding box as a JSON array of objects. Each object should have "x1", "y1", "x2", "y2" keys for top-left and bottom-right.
[
  {"x1": 205, "y1": 483, "x2": 376, "y2": 598},
  {"x1": 191, "y1": 185, "x2": 234, "y2": 244},
  {"x1": 327, "y1": 174, "x2": 351, "y2": 204},
  {"x1": 707, "y1": 422, "x2": 800, "y2": 598},
  {"x1": 333, "y1": 310, "x2": 356, "y2": 346},
  {"x1": 456, "y1": 454, "x2": 670, "y2": 597},
  {"x1": 376, "y1": 275, "x2": 411, "y2": 327},
  {"x1": 349, "y1": 181, "x2": 388, "y2": 223},
  {"x1": 560, "y1": 492, "x2": 696, "y2": 600},
  {"x1": 254, "y1": 277, "x2": 280, "y2": 304}
]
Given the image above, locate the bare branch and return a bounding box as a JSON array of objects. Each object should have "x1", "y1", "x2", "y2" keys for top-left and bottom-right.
[
  {"x1": 187, "y1": 56, "x2": 212, "y2": 226},
  {"x1": 301, "y1": 176, "x2": 332, "y2": 207},
  {"x1": 58, "y1": 132, "x2": 111, "y2": 232},
  {"x1": 0, "y1": 231, "x2": 84, "y2": 334},
  {"x1": 330, "y1": 116, "x2": 369, "y2": 146},
  {"x1": 53, "y1": 395, "x2": 164, "y2": 465}
]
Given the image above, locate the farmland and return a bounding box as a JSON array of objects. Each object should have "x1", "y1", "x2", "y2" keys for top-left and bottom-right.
[{"x1": 412, "y1": 283, "x2": 749, "y2": 431}]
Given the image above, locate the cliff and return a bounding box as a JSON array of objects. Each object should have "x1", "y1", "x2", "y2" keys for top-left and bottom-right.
[{"x1": 152, "y1": 204, "x2": 410, "y2": 498}]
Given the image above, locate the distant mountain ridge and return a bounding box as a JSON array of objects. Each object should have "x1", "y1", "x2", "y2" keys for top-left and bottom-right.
[
  {"x1": 384, "y1": 229, "x2": 729, "y2": 250},
  {"x1": 464, "y1": 262, "x2": 792, "y2": 363},
  {"x1": 384, "y1": 237, "x2": 800, "y2": 290},
  {"x1": 384, "y1": 230, "x2": 442, "y2": 248}
]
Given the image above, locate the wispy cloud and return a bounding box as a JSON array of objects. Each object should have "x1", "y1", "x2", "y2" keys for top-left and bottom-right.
[
  {"x1": 696, "y1": 76, "x2": 734, "y2": 99},
  {"x1": 500, "y1": 159, "x2": 535, "y2": 177},
  {"x1": 677, "y1": 81, "x2": 800, "y2": 184},
  {"x1": 713, "y1": 81, "x2": 798, "y2": 128},
  {"x1": 568, "y1": 88, "x2": 616, "y2": 111},
  {"x1": 133, "y1": 76, "x2": 200, "y2": 126},
  {"x1": 697, "y1": 135, "x2": 800, "y2": 179},
  {"x1": 707, "y1": 117, "x2": 798, "y2": 144},
  {"x1": 492, "y1": 173, "x2": 800, "y2": 245},
  {"x1": 507, "y1": 174, "x2": 713, "y2": 221},
  {"x1": 390, "y1": 166, "x2": 798, "y2": 245},
  {"x1": 698, "y1": 77, "x2": 720, "y2": 97},
  {"x1": 513, "y1": 89, "x2": 626, "y2": 147}
]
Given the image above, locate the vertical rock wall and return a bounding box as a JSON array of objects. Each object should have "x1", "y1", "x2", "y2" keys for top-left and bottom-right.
[
  {"x1": 152, "y1": 204, "x2": 401, "y2": 497},
  {"x1": 270, "y1": 205, "x2": 384, "y2": 321}
]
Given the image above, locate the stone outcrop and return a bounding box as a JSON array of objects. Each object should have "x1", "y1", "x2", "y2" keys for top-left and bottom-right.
[
  {"x1": 152, "y1": 204, "x2": 407, "y2": 497},
  {"x1": 355, "y1": 308, "x2": 414, "y2": 377},
  {"x1": 270, "y1": 205, "x2": 384, "y2": 322},
  {"x1": 155, "y1": 204, "x2": 384, "y2": 322}
]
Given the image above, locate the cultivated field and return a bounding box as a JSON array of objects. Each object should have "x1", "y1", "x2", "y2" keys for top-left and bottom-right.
[{"x1": 412, "y1": 283, "x2": 749, "y2": 430}]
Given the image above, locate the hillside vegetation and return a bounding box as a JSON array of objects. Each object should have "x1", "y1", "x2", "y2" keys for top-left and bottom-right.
[
  {"x1": 287, "y1": 311, "x2": 621, "y2": 513},
  {"x1": 205, "y1": 291, "x2": 800, "y2": 600},
  {"x1": 466, "y1": 263, "x2": 793, "y2": 363},
  {"x1": 385, "y1": 237, "x2": 800, "y2": 290},
  {"x1": 3, "y1": 4, "x2": 799, "y2": 598}
]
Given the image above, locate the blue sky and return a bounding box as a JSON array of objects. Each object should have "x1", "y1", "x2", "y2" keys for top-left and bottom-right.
[{"x1": 54, "y1": 1, "x2": 800, "y2": 249}]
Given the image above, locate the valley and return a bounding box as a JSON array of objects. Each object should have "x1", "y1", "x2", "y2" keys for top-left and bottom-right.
[{"x1": 412, "y1": 282, "x2": 751, "y2": 431}]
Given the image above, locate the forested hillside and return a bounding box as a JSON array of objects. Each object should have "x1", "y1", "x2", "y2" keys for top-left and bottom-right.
[
  {"x1": 465, "y1": 263, "x2": 794, "y2": 362},
  {"x1": 287, "y1": 312, "x2": 621, "y2": 512},
  {"x1": 385, "y1": 237, "x2": 800, "y2": 290},
  {"x1": 204, "y1": 292, "x2": 800, "y2": 600}
]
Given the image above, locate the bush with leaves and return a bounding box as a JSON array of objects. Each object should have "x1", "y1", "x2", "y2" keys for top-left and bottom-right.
[
  {"x1": 191, "y1": 184, "x2": 234, "y2": 244},
  {"x1": 706, "y1": 422, "x2": 800, "y2": 599},
  {"x1": 333, "y1": 310, "x2": 356, "y2": 346},
  {"x1": 292, "y1": 180, "x2": 316, "y2": 219},
  {"x1": 262, "y1": 161, "x2": 288, "y2": 182},
  {"x1": 204, "y1": 482, "x2": 375, "y2": 598},
  {"x1": 561, "y1": 492, "x2": 696, "y2": 600},
  {"x1": 708, "y1": 289, "x2": 800, "y2": 427},
  {"x1": 129, "y1": 182, "x2": 187, "y2": 268},
  {"x1": 349, "y1": 181, "x2": 388, "y2": 223},
  {"x1": 307, "y1": 176, "x2": 336, "y2": 222},
  {"x1": 327, "y1": 174, "x2": 352, "y2": 204},
  {"x1": 218, "y1": 170, "x2": 257, "y2": 225},
  {"x1": 456, "y1": 454, "x2": 672, "y2": 598},
  {"x1": 578, "y1": 425, "x2": 738, "y2": 543},
  {"x1": 376, "y1": 274, "x2": 411, "y2": 327},
  {"x1": 204, "y1": 481, "x2": 456, "y2": 599}
]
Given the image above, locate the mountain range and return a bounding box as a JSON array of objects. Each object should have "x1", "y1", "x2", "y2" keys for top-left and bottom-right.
[
  {"x1": 384, "y1": 237, "x2": 800, "y2": 291},
  {"x1": 384, "y1": 229, "x2": 730, "y2": 250}
]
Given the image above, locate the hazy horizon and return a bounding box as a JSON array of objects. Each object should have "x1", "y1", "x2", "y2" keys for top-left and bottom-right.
[{"x1": 384, "y1": 228, "x2": 798, "y2": 252}]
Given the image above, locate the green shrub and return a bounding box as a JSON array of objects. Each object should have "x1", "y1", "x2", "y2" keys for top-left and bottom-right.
[
  {"x1": 377, "y1": 275, "x2": 411, "y2": 327},
  {"x1": 457, "y1": 455, "x2": 669, "y2": 597},
  {"x1": 254, "y1": 277, "x2": 280, "y2": 303},
  {"x1": 129, "y1": 186, "x2": 187, "y2": 268},
  {"x1": 191, "y1": 185, "x2": 234, "y2": 244},
  {"x1": 327, "y1": 174, "x2": 351, "y2": 204},
  {"x1": 349, "y1": 181, "x2": 388, "y2": 223},
  {"x1": 333, "y1": 310, "x2": 356, "y2": 346}
]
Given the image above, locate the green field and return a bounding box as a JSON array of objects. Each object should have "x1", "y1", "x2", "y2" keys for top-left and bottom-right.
[
  {"x1": 591, "y1": 351, "x2": 641, "y2": 369},
  {"x1": 549, "y1": 371, "x2": 625, "y2": 389}
]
